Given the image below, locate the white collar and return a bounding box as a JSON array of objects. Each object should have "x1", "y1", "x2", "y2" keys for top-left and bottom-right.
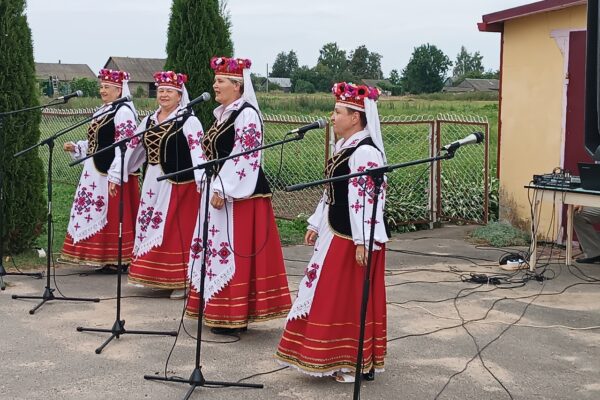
[
  {"x1": 150, "y1": 105, "x2": 183, "y2": 123},
  {"x1": 213, "y1": 99, "x2": 244, "y2": 123},
  {"x1": 335, "y1": 129, "x2": 370, "y2": 153}
]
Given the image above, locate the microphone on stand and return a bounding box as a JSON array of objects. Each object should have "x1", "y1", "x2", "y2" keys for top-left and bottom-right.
[
  {"x1": 442, "y1": 132, "x2": 484, "y2": 152},
  {"x1": 106, "y1": 95, "x2": 132, "y2": 107},
  {"x1": 57, "y1": 90, "x2": 83, "y2": 102},
  {"x1": 287, "y1": 119, "x2": 327, "y2": 136},
  {"x1": 184, "y1": 92, "x2": 211, "y2": 109}
]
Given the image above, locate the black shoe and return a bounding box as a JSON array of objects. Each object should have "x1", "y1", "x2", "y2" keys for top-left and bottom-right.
[
  {"x1": 362, "y1": 369, "x2": 375, "y2": 381},
  {"x1": 575, "y1": 255, "x2": 600, "y2": 264},
  {"x1": 210, "y1": 327, "x2": 247, "y2": 335},
  {"x1": 94, "y1": 264, "x2": 129, "y2": 274}
]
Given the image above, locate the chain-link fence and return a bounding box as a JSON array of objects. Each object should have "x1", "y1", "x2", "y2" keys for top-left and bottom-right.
[
  {"x1": 436, "y1": 114, "x2": 489, "y2": 225},
  {"x1": 38, "y1": 109, "x2": 489, "y2": 226}
]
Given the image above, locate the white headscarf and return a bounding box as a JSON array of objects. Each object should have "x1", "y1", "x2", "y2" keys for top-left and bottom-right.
[
  {"x1": 364, "y1": 97, "x2": 386, "y2": 163},
  {"x1": 242, "y1": 68, "x2": 261, "y2": 121},
  {"x1": 120, "y1": 79, "x2": 138, "y2": 120}
]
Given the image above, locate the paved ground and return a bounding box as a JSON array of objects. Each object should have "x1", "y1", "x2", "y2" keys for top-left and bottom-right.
[{"x1": 1, "y1": 225, "x2": 599, "y2": 400}]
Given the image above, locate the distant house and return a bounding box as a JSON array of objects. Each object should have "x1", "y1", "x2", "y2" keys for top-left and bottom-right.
[
  {"x1": 103, "y1": 56, "x2": 166, "y2": 97},
  {"x1": 361, "y1": 79, "x2": 393, "y2": 95},
  {"x1": 35, "y1": 62, "x2": 96, "y2": 96},
  {"x1": 442, "y1": 78, "x2": 499, "y2": 93},
  {"x1": 35, "y1": 62, "x2": 96, "y2": 82},
  {"x1": 267, "y1": 77, "x2": 292, "y2": 92}
]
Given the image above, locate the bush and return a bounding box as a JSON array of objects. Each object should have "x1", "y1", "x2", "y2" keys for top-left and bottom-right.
[
  {"x1": 294, "y1": 80, "x2": 316, "y2": 94},
  {"x1": 470, "y1": 222, "x2": 530, "y2": 247},
  {"x1": 70, "y1": 77, "x2": 100, "y2": 98}
]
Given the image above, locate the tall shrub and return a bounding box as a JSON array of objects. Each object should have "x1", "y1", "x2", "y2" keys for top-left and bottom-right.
[
  {"x1": 166, "y1": 0, "x2": 234, "y2": 125},
  {"x1": 0, "y1": 0, "x2": 45, "y2": 253}
]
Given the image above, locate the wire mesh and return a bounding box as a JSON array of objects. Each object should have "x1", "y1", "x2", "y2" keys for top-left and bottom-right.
[
  {"x1": 38, "y1": 109, "x2": 490, "y2": 225},
  {"x1": 436, "y1": 114, "x2": 489, "y2": 225}
]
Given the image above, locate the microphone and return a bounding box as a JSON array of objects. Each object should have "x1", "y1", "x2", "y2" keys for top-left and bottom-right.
[
  {"x1": 185, "y1": 92, "x2": 211, "y2": 108},
  {"x1": 106, "y1": 95, "x2": 132, "y2": 107},
  {"x1": 57, "y1": 90, "x2": 83, "y2": 102},
  {"x1": 288, "y1": 119, "x2": 327, "y2": 136},
  {"x1": 442, "y1": 132, "x2": 484, "y2": 151}
]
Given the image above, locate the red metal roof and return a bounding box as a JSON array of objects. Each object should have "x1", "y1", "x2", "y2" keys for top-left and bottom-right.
[{"x1": 478, "y1": 0, "x2": 587, "y2": 32}]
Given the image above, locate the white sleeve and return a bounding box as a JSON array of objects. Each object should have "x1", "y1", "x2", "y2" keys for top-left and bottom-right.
[
  {"x1": 307, "y1": 190, "x2": 327, "y2": 233},
  {"x1": 68, "y1": 140, "x2": 89, "y2": 161},
  {"x1": 212, "y1": 107, "x2": 262, "y2": 200},
  {"x1": 347, "y1": 145, "x2": 389, "y2": 245},
  {"x1": 107, "y1": 107, "x2": 138, "y2": 182},
  {"x1": 108, "y1": 115, "x2": 147, "y2": 184},
  {"x1": 181, "y1": 116, "x2": 207, "y2": 187}
]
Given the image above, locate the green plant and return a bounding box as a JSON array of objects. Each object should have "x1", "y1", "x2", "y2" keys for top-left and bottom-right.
[
  {"x1": 0, "y1": 0, "x2": 46, "y2": 253},
  {"x1": 469, "y1": 221, "x2": 530, "y2": 247}
]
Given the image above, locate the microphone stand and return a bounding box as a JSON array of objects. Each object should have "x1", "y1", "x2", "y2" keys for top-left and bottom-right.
[
  {"x1": 11, "y1": 107, "x2": 111, "y2": 312},
  {"x1": 71, "y1": 108, "x2": 184, "y2": 354},
  {"x1": 143, "y1": 126, "x2": 311, "y2": 398},
  {"x1": 286, "y1": 149, "x2": 457, "y2": 400}
]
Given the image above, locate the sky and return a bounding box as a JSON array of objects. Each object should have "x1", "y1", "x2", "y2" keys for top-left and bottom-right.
[{"x1": 25, "y1": 0, "x2": 533, "y2": 77}]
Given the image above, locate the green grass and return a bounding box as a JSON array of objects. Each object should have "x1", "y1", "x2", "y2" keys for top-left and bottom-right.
[
  {"x1": 469, "y1": 222, "x2": 530, "y2": 247},
  {"x1": 276, "y1": 217, "x2": 308, "y2": 246}
]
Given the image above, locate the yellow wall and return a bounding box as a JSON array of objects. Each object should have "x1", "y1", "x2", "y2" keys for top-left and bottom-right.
[{"x1": 499, "y1": 5, "x2": 586, "y2": 238}]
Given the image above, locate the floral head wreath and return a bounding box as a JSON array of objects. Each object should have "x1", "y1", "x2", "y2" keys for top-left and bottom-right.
[
  {"x1": 332, "y1": 82, "x2": 380, "y2": 111},
  {"x1": 153, "y1": 71, "x2": 188, "y2": 90},
  {"x1": 98, "y1": 69, "x2": 130, "y2": 87},
  {"x1": 210, "y1": 56, "x2": 252, "y2": 78}
]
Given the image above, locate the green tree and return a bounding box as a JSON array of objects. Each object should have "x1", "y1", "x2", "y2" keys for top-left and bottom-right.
[
  {"x1": 317, "y1": 42, "x2": 348, "y2": 77},
  {"x1": 389, "y1": 69, "x2": 401, "y2": 86},
  {"x1": 0, "y1": 0, "x2": 45, "y2": 253},
  {"x1": 271, "y1": 52, "x2": 289, "y2": 77},
  {"x1": 349, "y1": 45, "x2": 383, "y2": 79},
  {"x1": 286, "y1": 50, "x2": 299, "y2": 77},
  {"x1": 70, "y1": 78, "x2": 100, "y2": 98},
  {"x1": 271, "y1": 50, "x2": 299, "y2": 78},
  {"x1": 453, "y1": 46, "x2": 484, "y2": 79},
  {"x1": 165, "y1": 0, "x2": 233, "y2": 125},
  {"x1": 401, "y1": 43, "x2": 452, "y2": 94}
]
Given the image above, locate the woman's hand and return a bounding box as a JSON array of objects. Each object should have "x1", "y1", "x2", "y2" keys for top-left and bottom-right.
[
  {"x1": 108, "y1": 182, "x2": 118, "y2": 197},
  {"x1": 210, "y1": 192, "x2": 225, "y2": 210},
  {"x1": 63, "y1": 142, "x2": 76, "y2": 152},
  {"x1": 355, "y1": 245, "x2": 367, "y2": 267},
  {"x1": 305, "y1": 230, "x2": 317, "y2": 246}
]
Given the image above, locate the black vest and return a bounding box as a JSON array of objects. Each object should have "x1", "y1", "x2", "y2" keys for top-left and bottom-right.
[
  {"x1": 87, "y1": 103, "x2": 132, "y2": 174},
  {"x1": 144, "y1": 113, "x2": 194, "y2": 183},
  {"x1": 326, "y1": 137, "x2": 376, "y2": 238},
  {"x1": 201, "y1": 102, "x2": 271, "y2": 196}
]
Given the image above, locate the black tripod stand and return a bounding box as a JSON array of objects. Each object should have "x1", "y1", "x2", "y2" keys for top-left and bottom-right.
[
  {"x1": 286, "y1": 144, "x2": 472, "y2": 400},
  {"x1": 10, "y1": 108, "x2": 116, "y2": 312},
  {"x1": 142, "y1": 117, "x2": 324, "y2": 398},
  {"x1": 72, "y1": 109, "x2": 178, "y2": 354}
]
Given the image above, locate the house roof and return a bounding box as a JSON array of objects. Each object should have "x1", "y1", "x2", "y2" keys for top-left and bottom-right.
[
  {"x1": 361, "y1": 79, "x2": 392, "y2": 88},
  {"x1": 104, "y1": 57, "x2": 166, "y2": 83},
  {"x1": 267, "y1": 77, "x2": 292, "y2": 88},
  {"x1": 460, "y1": 78, "x2": 499, "y2": 91},
  {"x1": 35, "y1": 62, "x2": 96, "y2": 81},
  {"x1": 478, "y1": 0, "x2": 586, "y2": 32}
]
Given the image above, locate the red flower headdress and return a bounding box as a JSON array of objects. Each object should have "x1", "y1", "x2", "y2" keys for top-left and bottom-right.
[
  {"x1": 332, "y1": 82, "x2": 380, "y2": 111},
  {"x1": 98, "y1": 69, "x2": 129, "y2": 87},
  {"x1": 210, "y1": 56, "x2": 252, "y2": 78},
  {"x1": 153, "y1": 71, "x2": 188, "y2": 90}
]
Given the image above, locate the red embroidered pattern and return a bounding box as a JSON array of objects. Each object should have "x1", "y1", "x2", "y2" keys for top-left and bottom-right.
[
  {"x1": 304, "y1": 263, "x2": 320, "y2": 288},
  {"x1": 138, "y1": 206, "x2": 163, "y2": 232}
]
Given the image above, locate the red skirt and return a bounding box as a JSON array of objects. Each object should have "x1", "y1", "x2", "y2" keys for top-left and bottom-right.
[
  {"x1": 128, "y1": 182, "x2": 199, "y2": 289},
  {"x1": 186, "y1": 197, "x2": 292, "y2": 327},
  {"x1": 275, "y1": 236, "x2": 387, "y2": 375},
  {"x1": 61, "y1": 176, "x2": 140, "y2": 266}
]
